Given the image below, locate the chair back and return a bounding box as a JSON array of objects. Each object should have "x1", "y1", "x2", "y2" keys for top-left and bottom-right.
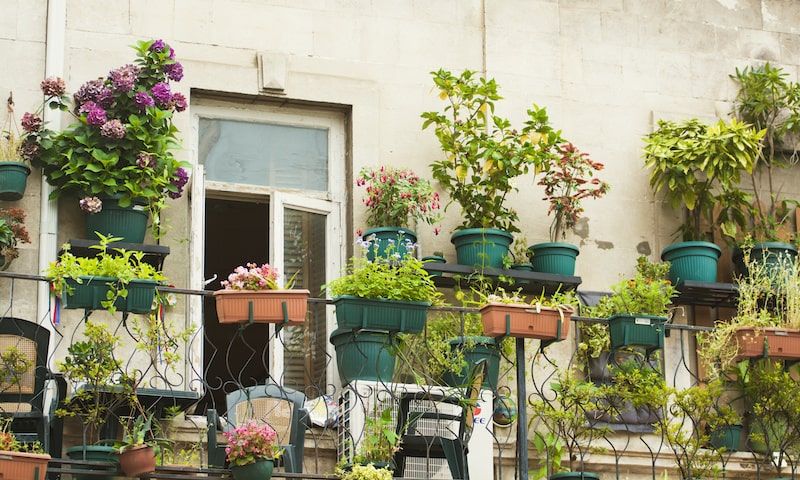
[
  {"x1": 225, "y1": 384, "x2": 306, "y2": 447},
  {"x1": 0, "y1": 318, "x2": 49, "y2": 415}
]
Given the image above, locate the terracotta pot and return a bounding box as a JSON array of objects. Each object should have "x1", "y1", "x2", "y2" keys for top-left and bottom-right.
[
  {"x1": 214, "y1": 289, "x2": 310, "y2": 325},
  {"x1": 119, "y1": 445, "x2": 155, "y2": 477},
  {"x1": 733, "y1": 327, "x2": 800, "y2": 361},
  {"x1": 0, "y1": 450, "x2": 50, "y2": 480},
  {"x1": 480, "y1": 303, "x2": 571, "y2": 340}
]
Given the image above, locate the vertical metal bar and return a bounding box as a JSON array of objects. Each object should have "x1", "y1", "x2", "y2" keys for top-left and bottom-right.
[{"x1": 516, "y1": 337, "x2": 529, "y2": 480}]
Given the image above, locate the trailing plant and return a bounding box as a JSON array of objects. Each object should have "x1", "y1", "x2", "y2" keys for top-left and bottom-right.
[
  {"x1": 325, "y1": 255, "x2": 442, "y2": 304},
  {"x1": 643, "y1": 118, "x2": 763, "y2": 242},
  {"x1": 422, "y1": 69, "x2": 564, "y2": 233},
  {"x1": 26, "y1": 39, "x2": 190, "y2": 238},
  {"x1": 223, "y1": 420, "x2": 282, "y2": 467},
  {"x1": 539, "y1": 143, "x2": 609, "y2": 241},
  {"x1": 357, "y1": 166, "x2": 441, "y2": 229},
  {"x1": 0, "y1": 208, "x2": 30, "y2": 269},
  {"x1": 731, "y1": 63, "x2": 800, "y2": 242}
]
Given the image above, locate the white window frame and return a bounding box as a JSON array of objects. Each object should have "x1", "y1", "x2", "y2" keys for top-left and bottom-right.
[{"x1": 188, "y1": 99, "x2": 346, "y2": 391}]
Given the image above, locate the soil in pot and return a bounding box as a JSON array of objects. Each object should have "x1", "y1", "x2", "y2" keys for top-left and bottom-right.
[
  {"x1": 450, "y1": 228, "x2": 513, "y2": 269},
  {"x1": 661, "y1": 241, "x2": 721, "y2": 284},
  {"x1": 529, "y1": 242, "x2": 580, "y2": 276},
  {"x1": 442, "y1": 336, "x2": 500, "y2": 390}
]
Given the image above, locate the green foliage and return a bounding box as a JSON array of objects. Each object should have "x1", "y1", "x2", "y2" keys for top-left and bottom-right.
[
  {"x1": 587, "y1": 257, "x2": 675, "y2": 318},
  {"x1": 0, "y1": 346, "x2": 32, "y2": 395},
  {"x1": 325, "y1": 256, "x2": 442, "y2": 304},
  {"x1": 353, "y1": 408, "x2": 400, "y2": 465},
  {"x1": 643, "y1": 118, "x2": 763, "y2": 242},
  {"x1": 46, "y1": 233, "x2": 166, "y2": 314},
  {"x1": 530, "y1": 431, "x2": 566, "y2": 479},
  {"x1": 0, "y1": 418, "x2": 43, "y2": 453},
  {"x1": 336, "y1": 463, "x2": 393, "y2": 480},
  {"x1": 609, "y1": 361, "x2": 668, "y2": 413},
  {"x1": 129, "y1": 307, "x2": 193, "y2": 378},
  {"x1": 422, "y1": 69, "x2": 564, "y2": 233}
]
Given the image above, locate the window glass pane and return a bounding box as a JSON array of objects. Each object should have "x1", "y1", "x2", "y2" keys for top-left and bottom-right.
[
  {"x1": 282, "y1": 207, "x2": 327, "y2": 395},
  {"x1": 199, "y1": 118, "x2": 328, "y2": 191}
]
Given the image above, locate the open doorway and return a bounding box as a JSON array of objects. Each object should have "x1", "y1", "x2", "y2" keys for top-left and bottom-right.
[{"x1": 203, "y1": 197, "x2": 271, "y2": 410}]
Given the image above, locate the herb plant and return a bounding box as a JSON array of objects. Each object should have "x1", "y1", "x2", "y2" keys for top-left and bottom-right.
[
  {"x1": 422, "y1": 69, "x2": 563, "y2": 233},
  {"x1": 325, "y1": 256, "x2": 442, "y2": 304},
  {"x1": 357, "y1": 166, "x2": 441, "y2": 230}
]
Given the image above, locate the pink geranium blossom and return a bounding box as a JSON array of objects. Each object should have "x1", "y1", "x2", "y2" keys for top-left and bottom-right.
[
  {"x1": 223, "y1": 420, "x2": 280, "y2": 467},
  {"x1": 221, "y1": 263, "x2": 281, "y2": 291}
]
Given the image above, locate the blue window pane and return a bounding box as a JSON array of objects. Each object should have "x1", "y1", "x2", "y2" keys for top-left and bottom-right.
[{"x1": 199, "y1": 118, "x2": 328, "y2": 191}]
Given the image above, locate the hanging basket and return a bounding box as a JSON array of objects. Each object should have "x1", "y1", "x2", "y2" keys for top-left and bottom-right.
[
  {"x1": 333, "y1": 295, "x2": 430, "y2": 333},
  {"x1": 0, "y1": 162, "x2": 31, "y2": 201},
  {"x1": 480, "y1": 302, "x2": 571, "y2": 340}
]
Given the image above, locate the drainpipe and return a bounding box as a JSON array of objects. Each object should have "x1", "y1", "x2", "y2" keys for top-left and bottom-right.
[{"x1": 39, "y1": 0, "x2": 66, "y2": 363}]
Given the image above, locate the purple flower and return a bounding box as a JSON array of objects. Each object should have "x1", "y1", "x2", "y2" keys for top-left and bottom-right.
[
  {"x1": 163, "y1": 61, "x2": 184, "y2": 82},
  {"x1": 170, "y1": 92, "x2": 187, "y2": 112},
  {"x1": 169, "y1": 47, "x2": 175, "y2": 59},
  {"x1": 134, "y1": 91, "x2": 155, "y2": 110},
  {"x1": 74, "y1": 79, "x2": 110, "y2": 106},
  {"x1": 169, "y1": 167, "x2": 189, "y2": 199},
  {"x1": 21, "y1": 113, "x2": 42, "y2": 133},
  {"x1": 151, "y1": 82, "x2": 171, "y2": 106},
  {"x1": 150, "y1": 39, "x2": 166, "y2": 53},
  {"x1": 108, "y1": 64, "x2": 139, "y2": 92},
  {"x1": 79, "y1": 196, "x2": 102, "y2": 214},
  {"x1": 137, "y1": 152, "x2": 155, "y2": 168},
  {"x1": 20, "y1": 140, "x2": 40, "y2": 161},
  {"x1": 40, "y1": 77, "x2": 66, "y2": 97},
  {"x1": 100, "y1": 119, "x2": 126, "y2": 139},
  {"x1": 79, "y1": 101, "x2": 107, "y2": 126}
]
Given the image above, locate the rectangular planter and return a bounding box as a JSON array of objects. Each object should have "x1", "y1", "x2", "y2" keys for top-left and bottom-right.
[
  {"x1": 733, "y1": 327, "x2": 800, "y2": 361},
  {"x1": 480, "y1": 303, "x2": 571, "y2": 340},
  {"x1": 214, "y1": 289, "x2": 310, "y2": 325},
  {"x1": 63, "y1": 276, "x2": 157, "y2": 314},
  {"x1": 608, "y1": 314, "x2": 667, "y2": 351},
  {"x1": 0, "y1": 450, "x2": 50, "y2": 480},
  {"x1": 333, "y1": 296, "x2": 430, "y2": 333}
]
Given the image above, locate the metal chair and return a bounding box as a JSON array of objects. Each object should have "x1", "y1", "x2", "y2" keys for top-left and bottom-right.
[
  {"x1": 207, "y1": 384, "x2": 310, "y2": 473},
  {"x1": 393, "y1": 360, "x2": 487, "y2": 480},
  {"x1": 0, "y1": 317, "x2": 65, "y2": 458}
]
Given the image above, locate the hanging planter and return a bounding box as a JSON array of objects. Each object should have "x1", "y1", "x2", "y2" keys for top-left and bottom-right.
[
  {"x1": 732, "y1": 327, "x2": 800, "y2": 361},
  {"x1": 119, "y1": 445, "x2": 155, "y2": 477},
  {"x1": 333, "y1": 295, "x2": 429, "y2": 333},
  {"x1": 608, "y1": 314, "x2": 667, "y2": 351},
  {"x1": 214, "y1": 289, "x2": 310, "y2": 325},
  {"x1": 529, "y1": 242, "x2": 580, "y2": 276},
  {"x1": 661, "y1": 241, "x2": 722, "y2": 284},
  {"x1": 330, "y1": 328, "x2": 397, "y2": 384},
  {"x1": 442, "y1": 336, "x2": 500, "y2": 391},
  {"x1": 480, "y1": 303, "x2": 571, "y2": 340},
  {"x1": 362, "y1": 227, "x2": 417, "y2": 262},
  {"x1": 0, "y1": 162, "x2": 31, "y2": 201},
  {"x1": 63, "y1": 276, "x2": 157, "y2": 314},
  {"x1": 85, "y1": 197, "x2": 149, "y2": 243},
  {"x1": 451, "y1": 228, "x2": 513, "y2": 269},
  {"x1": 0, "y1": 451, "x2": 50, "y2": 480}
]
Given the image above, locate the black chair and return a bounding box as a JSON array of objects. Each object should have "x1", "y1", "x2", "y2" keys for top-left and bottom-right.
[
  {"x1": 393, "y1": 360, "x2": 487, "y2": 480},
  {"x1": 0, "y1": 317, "x2": 65, "y2": 458}
]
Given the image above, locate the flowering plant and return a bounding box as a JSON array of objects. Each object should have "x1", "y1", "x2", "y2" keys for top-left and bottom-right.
[
  {"x1": 538, "y1": 143, "x2": 609, "y2": 241},
  {"x1": 223, "y1": 420, "x2": 281, "y2": 467},
  {"x1": 0, "y1": 208, "x2": 30, "y2": 268},
  {"x1": 0, "y1": 94, "x2": 37, "y2": 164},
  {"x1": 356, "y1": 166, "x2": 441, "y2": 230},
  {"x1": 220, "y1": 263, "x2": 288, "y2": 290},
  {"x1": 25, "y1": 39, "x2": 190, "y2": 238}
]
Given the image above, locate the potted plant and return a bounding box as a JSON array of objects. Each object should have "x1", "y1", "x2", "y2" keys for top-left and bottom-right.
[
  {"x1": 0, "y1": 207, "x2": 30, "y2": 270},
  {"x1": 530, "y1": 143, "x2": 609, "y2": 276},
  {"x1": 422, "y1": 69, "x2": 564, "y2": 268},
  {"x1": 47, "y1": 234, "x2": 165, "y2": 314},
  {"x1": 348, "y1": 407, "x2": 400, "y2": 471},
  {"x1": 0, "y1": 94, "x2": 34, "y2": 200},
  {"x1": 505, "y1": 236, "x2": 533, "y2": 283},
  {"x1": 480, "y1": 289, "x2": 576, "y2": 341},
  {"x1": 356, "y1": 166, "x2": 441, "y2": 261},
  {"x1": 644, "y1": 118, "x2": 763, "y2": 284},
  {"x1": 0, "y1": 424, "x2": 50, "y2": 480},
  {"x1": 327, "y1": 255, "x2": 442, "y2": 384},
  {"x1": 421, "y1": 250, "x2": 446, "y2": 277},
  {"x1": 26, "y1": 39, "x2": 190, "y2": 242},
  {"x1": 729, "y1": 64, "x2": 800, "y2": 274},
  {"x1": 224, "y1": 420, "x2": 282, "y2": 480},
  {"x1": 213, "y1": 262, "x2": 309, "y2": 325},
  {"x1": 117, "y1": 414, "x2": 160, "y2": 476}
]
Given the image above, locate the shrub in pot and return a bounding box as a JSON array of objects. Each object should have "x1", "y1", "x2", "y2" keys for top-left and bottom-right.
[
  {"x1": 116, "y1": 414, "x2": 170, "y2": 477},
  {"x1": 644, "y1": 118, "x2": 763, "y2": 284},
  {"x1": 0, "y1": 207, "x2": 30, "y2": 270},
  {"x1": 356, "y1": 166, "x2": 441, "y2": 261},
  {"x1": 530, "y1": 143, "x2": 609, "y2": 277},
  {"x1": 26, "y1": 39, "x2": 190, "y2": 242},
  {"x1": 213, "y1": 262, "x2": 309, "y2": 325},
  {"x1": 224, "y1": 420, "x2": 282, "y2": 480},
  {"x1": 0, "y1": 94, "x2": 34, "y2": 200},
  {"x1": 422, "y1": 69, "x2": 564, "y2": 268}
]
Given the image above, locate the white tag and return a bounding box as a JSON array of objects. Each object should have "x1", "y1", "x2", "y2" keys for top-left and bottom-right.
[
  {"x1": 774, "y1": 330, "x2": 789, "y2": 336},
  {"x1": 635, "y1": 317, "x2": 651, "y2": 326}
]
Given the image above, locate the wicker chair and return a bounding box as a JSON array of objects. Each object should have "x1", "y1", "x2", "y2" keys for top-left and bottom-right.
[
  {"x1": 0, "y1": 317, "x2": 65, "y2": 458},
  {"x1": 207, "y1": 384, "x2": 310, "y2": 473}
]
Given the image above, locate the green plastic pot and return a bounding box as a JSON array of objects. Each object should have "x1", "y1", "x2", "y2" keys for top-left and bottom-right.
[
  {"x1": 608, "y1": 314, "x2": 667, "y2": 351},
  {"x1": 362, "y1": 227, "x2": 416, "y2": 261},
  {"x1": 66, "y1": 445, "x2": 119, "y2": 480},
  {"x1": 231, "y1": 459, "x2": 274, "y2": 480},
  {"x1": 442, "y1": 336, "x2": 500, "y2": 391},
  {"x1": 661, "y1": 241, "x2": 721, "y2": 284},
  {"x1": 333, "y1": 296, "x2": 430, "y2": 333},
  {"x1": 421, "y1": 254, "x2": 446, "y2": 276},
  {"x1": 529, "y1": 242, "x2": 580, "y2": 276},
  {"x1": 85, "y1": 197, "x2": 149, "y2": 243},
  {"x1": 0, "y1": 162, "x2": 30, "y2": 201},
  {"x1": 549, "y1": 473, "x2": 600, "y2": 480},
  {"x1": 733, "y1": 242, "x2": 798, "y2": 279},
  {"x1": 63, "y1": 276, "x2": 157, "y2": 313},
  {"x1": 710, "y1": 424, "x2": 742, "y2": 452},
  {"x1": 330, "y1": 328, "x2": 397, "y2": 384},
  {"x1": 511, "y1": 262, "x2": 534, "y2": 284},
  {"x1": 450, "y1": 228, "x2": 513, "y2": 269}
]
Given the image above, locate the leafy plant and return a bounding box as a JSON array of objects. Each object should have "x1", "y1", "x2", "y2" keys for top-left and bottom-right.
[
  {"x1": 0, "y1": 418, "x2": 43, "y2": 453},
  {"x1": 46, "y1": 233, "x2": 165, "y2": 314},
  {"x1": 325, "y1": 256, "x2": 442, "y2": 304},
  {"x1": 539, "y1": 143, "x2": 609, "y2": 241},
  {"x1": 357, "y1": 166, "x2": 441, "y2": 229},
  {"x1": 505, "y1": 236, "x2": 531, "y2": 267},
  {"x1": 530, "y1": 431, "x2": 566, "y2": 480},
  {"x1": 223, "y1": 420, "x2": 282, "y2": 466},
  {"x1": 336, "y1": 463, "x2": 393, "y2": 480},
  {"x1": 0, "y1": 208, "x2": 30, "y2": 269},
  {"x1": 643, "y1": 118, "x2": 763, "y2": 242},
  {"x1": 731, "y1": 63, "x2": 800, "y2": 242},
  {"x1": 353, "y1": 408, "x2": 400, "y2": 465},
  {"x1": 422, "y1": 69, "x2": 564, "y2": 233},
  {"x1": 26, "y1": 39, "x2": 190, "y2": 238}
]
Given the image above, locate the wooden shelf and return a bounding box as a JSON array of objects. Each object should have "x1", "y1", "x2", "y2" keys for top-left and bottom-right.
[{"x1": 423, "y1": 263, "x2": 581, "y2": 295}]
